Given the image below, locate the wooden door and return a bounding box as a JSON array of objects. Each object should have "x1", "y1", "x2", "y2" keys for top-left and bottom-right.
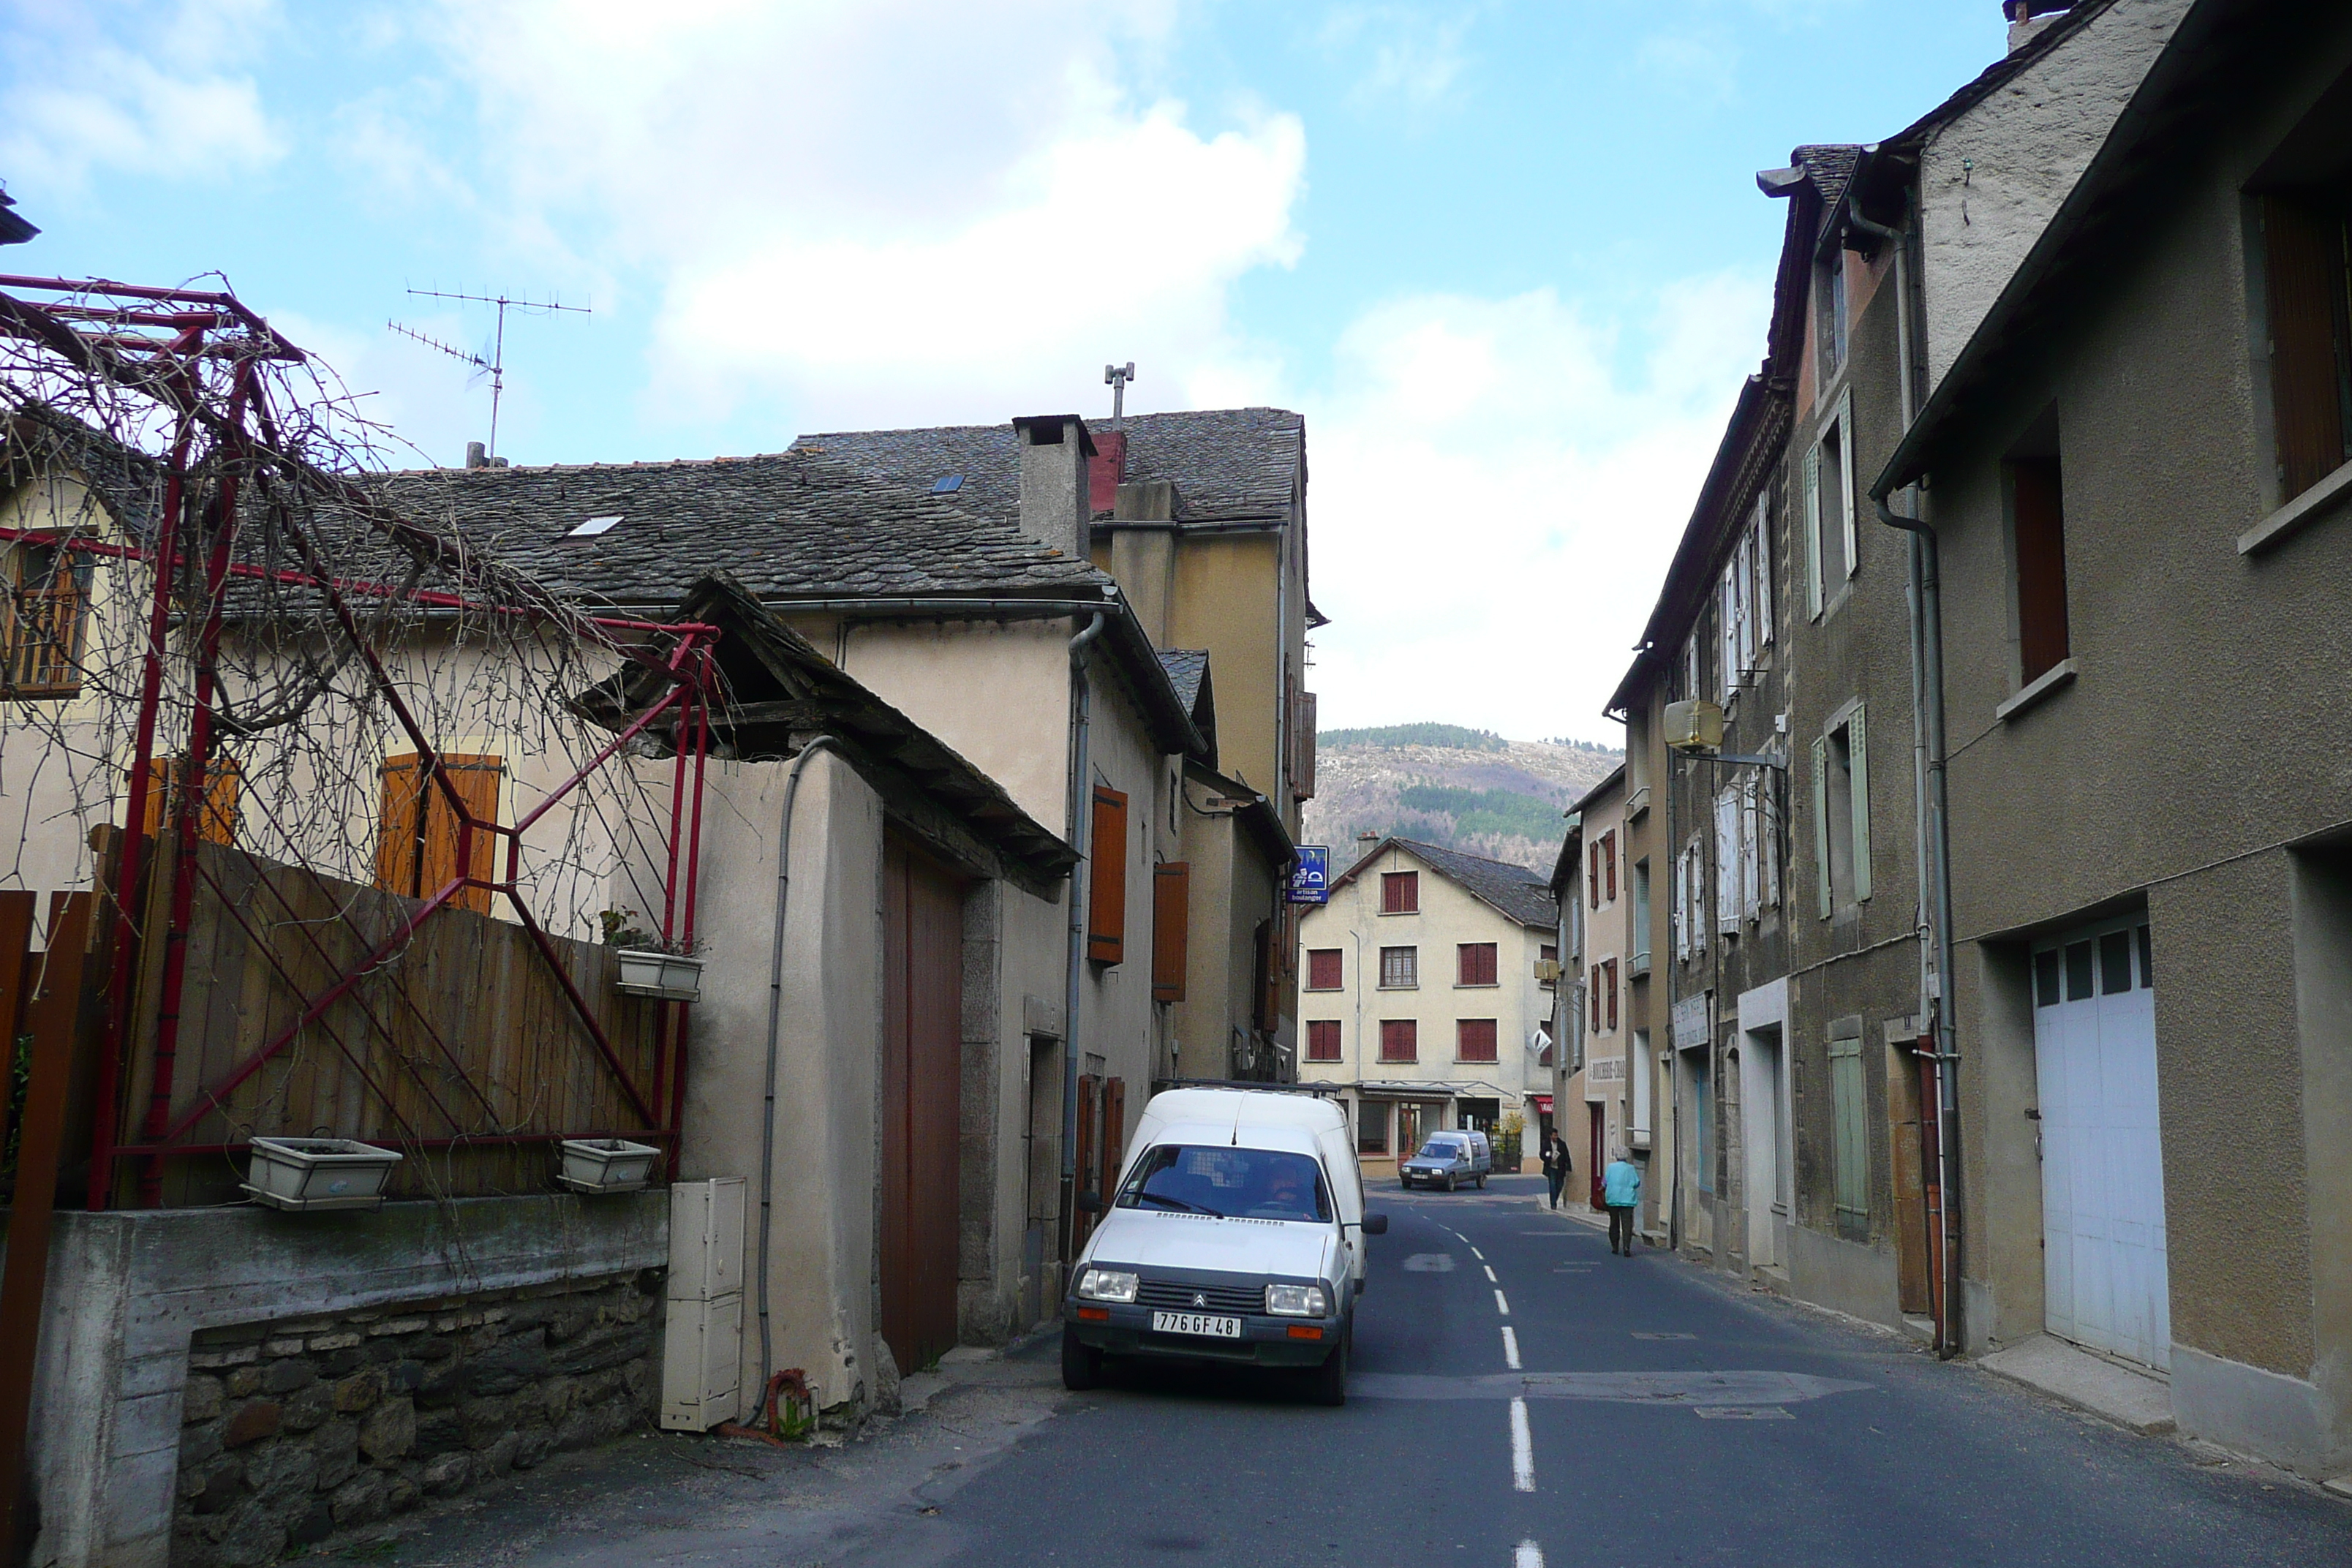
[{"x1": 881, "y1": 837, "x2": 965, "y2": 1377}]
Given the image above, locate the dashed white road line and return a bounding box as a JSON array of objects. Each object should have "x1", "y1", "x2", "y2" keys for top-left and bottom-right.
[
  {"x1": 1501, "y1": 1326, "x2": 1520, "y2": 1370},
  {"x1": 1509, "y1": 1398, "x2": 1534, "y2": 1492},
  {"x1": 1515, "y1": 1542, "x2": 1544, "y2": 1568},
  {"x1": 1494, "y1": 1289, "x2": 1510, "y2": 1316},
  {"x1": 1482, "y1": 1264, "x2": 1498, "y2": 1283},
  {"x1": 1471, "y1": 1246, "x2": 1485, "y2": 1260}
]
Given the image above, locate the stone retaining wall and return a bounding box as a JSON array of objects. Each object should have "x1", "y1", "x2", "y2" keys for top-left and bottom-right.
[{"x1": 171, "y1": 1271, "x2": 661, "y2": 1567}]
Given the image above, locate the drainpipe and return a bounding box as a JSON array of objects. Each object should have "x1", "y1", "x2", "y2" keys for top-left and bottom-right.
[
  {"x1": 757, "y1": 734, "x2": 837, "y2": 1389},
  {"x1": 1059, "y1": 612, "x2": 1109, "y2": 1258}
]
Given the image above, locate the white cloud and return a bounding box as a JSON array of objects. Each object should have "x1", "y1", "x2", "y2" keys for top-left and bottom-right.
[
  {"x1": 364, "y1": 0, "x2": 1294, "y2": 431},
  {"x1": 1301, "y1": 273, "x2": 1768, "y2": 742},
  {"x1": 0, "y1": 0, "x2": 282, "y2": 195},
  {"x1": 1319, "y1": 5, "x2": 1476, "y2": 112}
]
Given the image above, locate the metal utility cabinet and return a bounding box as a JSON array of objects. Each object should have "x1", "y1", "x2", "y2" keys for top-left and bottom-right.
[{"x1": 662, "y1": 1177, "x2": 746, "y2": 1430}]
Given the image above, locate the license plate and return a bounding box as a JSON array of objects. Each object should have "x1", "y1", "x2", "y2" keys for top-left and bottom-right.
[{"x1": 1151, "y1": 1310, "x2": 1243, "y2": 1339}]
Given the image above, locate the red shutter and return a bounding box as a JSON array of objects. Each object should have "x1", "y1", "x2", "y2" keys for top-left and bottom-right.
[
  {"x1": 1380, "y1": 1019, "x2": 1417, "y2": 1062},
  {"x1": 1457, "y1": 1019, "x2": 1498, "y2": 1063},
  {"x1": 1591, "y1": 968, "x2": 1603, "y2": 1033},
  {"x1": 1306, "y1": 1020, "x2": 1342, "y2": 1060},
  {"x1": 1088, "y1": 786, "x2": 1128, "y2": 964},
  {"x1": 1605, "y1": 960, "x2": 1619, "y2": 1030},
  {"x1": 1293, "y1": 690, "x2": 1318, "y2": 802},
  {"x1": 1382, "y1": 871, "x2": 1418, "y2": 913},
  {"x1": 1605, "y1": 834, "x2": 1618, "y2": 902},
  {"x1": 1458, "y1": 943, "x2": 1497, "y2": 986},
  {"x1": 1151, "y1": 862, "x2": 1189, "y2": 1001},
  {"x1": 1588, "y1": 843, "x2": 1600, "y2": 909},
  {"x1": 1307, "y1": 949, "x2": 1342, "y2": 990},
  {"x1": 2010, "y1": 456, "x2": 2070, "y2": 683}
]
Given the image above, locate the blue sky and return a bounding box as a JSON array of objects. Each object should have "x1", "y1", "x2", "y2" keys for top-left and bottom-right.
[{"x1": 1, "y1": 0, "x2": 2009, "y2": 740}]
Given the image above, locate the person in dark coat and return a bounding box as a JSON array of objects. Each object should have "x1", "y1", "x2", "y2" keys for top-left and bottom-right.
[{"x1": 1539, "y1": 1130, "x2": 1571, "y2": 1210}]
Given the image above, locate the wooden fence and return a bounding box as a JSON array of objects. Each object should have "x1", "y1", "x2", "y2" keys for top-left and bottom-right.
[{"x1": 95, "y1": 833, "x2": 666, "y2": 1205}]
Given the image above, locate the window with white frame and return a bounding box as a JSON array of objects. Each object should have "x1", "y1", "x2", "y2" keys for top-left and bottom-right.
[
  {"x1": 1812, "y1": 702, "x2": 1873, "y2": 914},
  {"x1": 1714, "y1": 787, "x2": 1740, "y2": 935},
  {"x1": 1751, "y1": 491, "x2": 1774, "y2": 652},
  {"x1": 1676, "y1": 836, "x2": 1708, "y2": 962},
  {"x1": 1803, "y1": 391, "x2": 1858, "y2": 617}
]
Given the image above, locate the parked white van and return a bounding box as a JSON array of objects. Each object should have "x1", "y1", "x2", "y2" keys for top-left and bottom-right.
[{"x1": 1062, "y1": 1087, "x2": 1389, "y2": 1404}]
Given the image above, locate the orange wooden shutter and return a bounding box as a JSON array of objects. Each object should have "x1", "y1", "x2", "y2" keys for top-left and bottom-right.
[
  {"x1": 2264, "y1": 194, "x2": 2352, "y2": 502},
  {"x1": 1151, "y1": 861, "x2": 1189, "y2": 1002},
  {"x1": 376, "y1": 754, "x2": 426, "y2": 895},
  {"x1": 141, "y1": 755, "x2": 241, "y2": 847},
  {"x1": 1088, "y1": 786, "x2": 1127, "y2": 964}
]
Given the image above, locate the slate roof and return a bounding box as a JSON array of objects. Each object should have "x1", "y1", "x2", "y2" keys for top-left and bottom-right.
[
  {"x1": 373, "y1": 449, "x2": 1109, "y2": 611},
  {"x1": 1790, "y1": 144, "x2": 1862, "y2": 216},
  {"x1": 1331, "y1": 836, "x2": 1558, "y2": 930},
  {"x1": 794, "y1": 407, "x2": 1304, "y2": 526},
  {"x1": 1159, "y1": 649, "x2": 1207, "y2": 712}
]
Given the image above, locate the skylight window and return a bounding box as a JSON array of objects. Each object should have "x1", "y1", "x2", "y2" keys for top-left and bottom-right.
[
  {"x1": 931, "y1": 475, "x2": 964, "y2": 494},
  {"x1": 566, "y1": 515, "x2": 624, "y2": 539}
]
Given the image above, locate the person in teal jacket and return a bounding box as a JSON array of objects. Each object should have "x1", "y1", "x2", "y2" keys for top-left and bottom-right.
[{"x1": 1602, "y1": 1147, "x2": 1642, "y2": 1256}]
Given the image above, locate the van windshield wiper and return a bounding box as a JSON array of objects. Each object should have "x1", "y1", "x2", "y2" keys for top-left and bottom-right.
[{"x1": 1137, "y1": 1192, "x2": 1221, "y2": 1217}]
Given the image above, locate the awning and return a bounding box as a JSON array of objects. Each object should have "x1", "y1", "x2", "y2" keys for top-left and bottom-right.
[{"x1": 1531, "y1": 1095, "x2": 1553, "y2": 1113}]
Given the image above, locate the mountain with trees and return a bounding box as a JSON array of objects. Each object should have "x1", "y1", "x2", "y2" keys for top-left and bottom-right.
[{"x1": 1302, "y1": 723, "x2": 1624, "y2": 874}]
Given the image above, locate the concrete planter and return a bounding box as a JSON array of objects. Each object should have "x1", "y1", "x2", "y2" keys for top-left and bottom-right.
[
  {"x1": 558, "y1": 1137, "x2": 662, "y2": 1194},
  {"x1": 242, "y1": 1137, "x2": 403, "y2": 1211},
  {"x1": 614, "y1": 948, "x2": 704, "y2": 1001}
]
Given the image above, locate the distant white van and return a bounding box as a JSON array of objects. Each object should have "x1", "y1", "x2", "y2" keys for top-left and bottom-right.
[{"x1": 1063, "y1": 1087, "x2": 1390, "y2": 1405}]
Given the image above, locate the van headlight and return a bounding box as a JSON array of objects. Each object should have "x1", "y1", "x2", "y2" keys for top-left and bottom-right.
[
  {"x1": 1265, "y1": 1284, "x2": 1328, "y2": 1318},
  {"x1": 1074, "y1": 1267, "x2": 1139, "y2": 1303}
]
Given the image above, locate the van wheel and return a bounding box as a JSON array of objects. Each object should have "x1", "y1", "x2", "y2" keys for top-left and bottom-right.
[
  {"x1": 1443, "y1": 1174, "x2": 1455, "y2": 1193},
  {"x1": 1060, "y1": 1326, "x2": 1102, "y2": 1392},
  {"x1": 1475, "y1": 1174, "x2": 1486, "y2": 1190},
  {"x1": 1310, "y1": 1327, "x2": 1349, "y2": 1406}
]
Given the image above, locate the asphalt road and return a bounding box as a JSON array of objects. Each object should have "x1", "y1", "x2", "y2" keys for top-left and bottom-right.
[{"x1": 380, "y1": 1175, "x2": 2352, "y2": 1568}]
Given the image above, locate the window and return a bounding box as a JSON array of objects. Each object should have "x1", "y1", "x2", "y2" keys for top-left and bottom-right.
[
  {"x1": 1456, "y1": 1019, "x2": 1498, "y2": 1063},
  {"x1": 377, "y1": 753, "x2": 503, "y2": 914},
  {"x1": 1152, "y1": 862, "x2": 1189, "y2": 1001},
  {"x1": 1355, "y1": 1100, "x2": 1389, "y2": 1154},
  {"x1": 1604, "y1": 832, "x2": 1618, "y2": 902},
  {"x1": 1751, "y1": 491, "x2": 1774, "y2": 651},
  {"x1": 1306, "y1": 1020, "x2": 1342, "y2": 1061},
  {"x1": 1539, "y1": 943, "x2": 1558, "y2": 991},
  {"x1": 1812, "y1": 705, "x2": 1872, "y2": 915},
  {"x1": 1715, "y1": 786, "x2": 1741, "y2": 935},
  {"x1": 1588, "y1": 840, "x2": 1601, "y2": 909},
  {"x1": 1631, "y1": 1030, "x2": 1653, "y2": 1142},
  {"x1": 1692, "y1": 1051, "x2": 1714, "y2": 1194},
  {"x1": 1803, "y1": 393, "x2": 1857, "y2": 617},
  {"x1": 1088, "y1": 785, "x2": 1128, "y2": 964},
  {"x1": 1379, "y1": 946, "x2": 1418, "y2": 989},
  {"x1": 1379, "y1": 1019, "x2": 1417, "y2": 1063},
  {"x1": 1818, "y1": 251, "x2": 1849, "y2": 380},
  {"x1": 1631, "y1": 859, "x2": 1652, "y2": 968},
  {"x1": 1457, "y1": 943, "x2": 1497, "y2": 987},
  {"x1": 1589, "y1": 966, "x2": 1605, "y2": 1033},
  {"x1": 1830, "y1": 1027, "x2": 1869, "y2": 1236},
  {"x1": 141, "y1": 754, "x2": 241, "y2": 848},
  {"x1": 1306, "y1": 948, "x2": 1343, "y2": 990},
  {"x1": 1381, "y1": 870, "x2": 1419, "y2": 913},
  {"x1": 1673, "y1": 837, "x2": 1707, "y2": 961},
  {"x1": 2, "y1": 539, "x2": 91, "y2": 698},
  {"x1": 2008, "y1": 452, "x2": 2071, "y2": 685},
  {"x1": 2261, "y1": 189, "x2": 2352, "y2": 502},
  {"x1": 1602, "y1": 959, "x2": 1618, "y2": 1032}
]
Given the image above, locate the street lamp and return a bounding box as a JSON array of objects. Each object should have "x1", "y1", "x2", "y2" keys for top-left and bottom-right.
[{"x1": 1662, "y1": 698, "x2": 1787, "y2": 771}]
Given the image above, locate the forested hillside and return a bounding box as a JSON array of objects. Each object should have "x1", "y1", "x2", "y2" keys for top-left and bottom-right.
[{"x1": 1301, "y1": 723, "x2": 1622, "y2": 874}]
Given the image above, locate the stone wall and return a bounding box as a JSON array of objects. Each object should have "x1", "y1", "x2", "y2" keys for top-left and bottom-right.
[{"x1": 170, "y1": 1271, "x2": 661, "y2": 1567}]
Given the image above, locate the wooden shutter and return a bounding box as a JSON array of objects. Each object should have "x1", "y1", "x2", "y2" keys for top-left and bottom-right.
[
  {"x1": 1588, "y1": 843, "x2": 1600, "y2": 909},
  {"x1": 1715, "y1": 789, "x2": 1738, "y2": 933},
  {"x1": 1605, "y1": 833, "x2": 1617, "y2": 902},
  {"x1": 424, "y1": 755, "x2": 502, "y2": 915},
  {"x1": 1380, "y1": 1018, "x2": 1416, "y2": 1062},
  {"x1": 1151, "y1": 862, "x2": 1189, "y2": 1001},
  {"x1": 1457, "y1": 1019, "x2": 1497, "y2": 1063},
  {"x1": 1847, "y1": 705, "x2": 1872, "y2": 904},
  {"x1": 1752, "y1": 495, "x2": 1774, "y2": 647},
  {"x1": 377, "y1": 754, "x2": 426, "y2": 896},
  {"x1": 1803, "y1": 442, "x2": 1824, "y2": 617},
  {"x1": 1088, "y1": 785, "x2": 1127, "y2": 964},
  {"x1": 1812, "y1": 737, "x2": 1833, "y2": 919},
  {"x1": 1074, "y1": 1073, "x2": 1100, "y2": 1247},
  {"x1": 1837, "y1": 395, "x2": 1859, "y2": 580},
  {"x1": 1307, "y1": 1019, "x2": 1341, "y2": 1060},
  {"x1": 2264, "y1": 193, "x2": 2352, "y2": 502},
  {"x1": 2010, "y1": 456, "x2": 2070, "y2": 683},
  {"x1": 1590, "y1": 967, "x2": 1603, "y2": 1033},
  {"x1": 1308, "y1": 949, "x2": 1342, "y2": 990},
  {"x1": 142, "y1": 754, "x2": 241, "y2": 847},
  {"x1": 1252, "y1": 919, "x2": 1279, "y2": 1031},
  {"x1": 1293, "y1": 690, "x2": 1317, "y2": 800},
  {"x1": 1605, "y1": 960, "x2": 1618, "y2": 1031},
  {"x1": 1458, "y1": 943, "x2": 1496, "y2": 987},
  {"x1": 1103, "y1": 1077, "x2": 1128, "y2": 1196},
  {"x1": 1831, "y1": 1036, "x2": 1869, "y2": 1230}
]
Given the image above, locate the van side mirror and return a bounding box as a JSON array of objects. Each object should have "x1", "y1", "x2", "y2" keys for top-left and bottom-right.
[
  {"x1": 1075, "y1": 1190, "x2": 1104, "y2": 1214},
  {"x1": 1360, "y1": 1213, "x2": 1389, "y2": 1236}
]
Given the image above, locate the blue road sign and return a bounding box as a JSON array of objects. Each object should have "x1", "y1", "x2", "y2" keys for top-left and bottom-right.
[{"x1": 1289, "y1": 845, "x2": 1330, "y2": 904}]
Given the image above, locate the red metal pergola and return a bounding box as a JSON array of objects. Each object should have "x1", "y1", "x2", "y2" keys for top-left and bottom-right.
[{"x1": 0, "y1": 274, "x2": 720, "y2": 1205}]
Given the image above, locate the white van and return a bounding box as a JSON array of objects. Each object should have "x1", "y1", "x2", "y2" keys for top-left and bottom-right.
[{"x1": 1062, "y1": 1087, "x2": 1390, "y2": 1405}]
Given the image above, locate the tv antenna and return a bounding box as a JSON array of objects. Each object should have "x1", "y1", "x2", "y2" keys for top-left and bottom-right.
[
  {"x1": 388, "y1": 287, "x2": 589, "y2": 461},
  {"x1": 1104, "y1": 361, "x2": 1135, "y2": 429}
]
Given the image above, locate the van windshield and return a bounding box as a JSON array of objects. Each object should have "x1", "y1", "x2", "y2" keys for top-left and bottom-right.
[
  {"x1": 1417, "y1": 1140, "x2": 1463, "y2": 1161},
  {"x1": 1116, "y1": 1145, "x2": 1333, "y2": 1224}
]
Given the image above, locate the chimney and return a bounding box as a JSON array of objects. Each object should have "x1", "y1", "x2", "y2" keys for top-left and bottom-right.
[
  {"x1": 1113, "y1": 478, "x2": 1177, "y2": 522},
  {"x1": 1088, "y1": 431, "x2": 1127, "y2": 517},
  {"x1": 1014, "y1": 415, "x2": 1096, "y2": 559},
  {"x1": 2002, "y1": 0, "x2": 2071, "y2": 53},
  {"x1": 466, "y1": 440, "x2": 489, "y2": 469}
]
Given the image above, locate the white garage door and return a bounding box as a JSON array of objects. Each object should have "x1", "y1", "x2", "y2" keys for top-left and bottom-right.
[{"x1": 2033, "y1": 917, "x2": 2169, "y2": 1370}]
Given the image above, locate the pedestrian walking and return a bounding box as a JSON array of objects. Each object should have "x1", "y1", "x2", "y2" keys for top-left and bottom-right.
[
  {"x1": 1602, "y1": 1145, "x2": 1641, "y2": 1256},
  {"x1": 1539, "y1": 1130, "x2": 1571, "y2": 1210}
]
